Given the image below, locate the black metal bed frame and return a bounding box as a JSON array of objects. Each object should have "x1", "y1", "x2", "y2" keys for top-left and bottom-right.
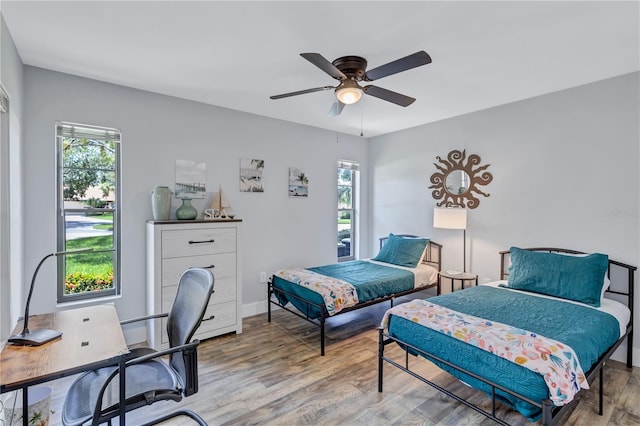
[
  {"x1": 378, "y1": 247, "x2": 636, "y2": 426},
  {"x1": 268, "y1": 237, "x2": 442, "y2": 356}
]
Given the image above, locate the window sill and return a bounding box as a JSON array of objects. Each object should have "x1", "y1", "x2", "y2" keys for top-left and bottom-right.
[{"x1": 56, "y1": 294, "x2": 122, "y2": 309}]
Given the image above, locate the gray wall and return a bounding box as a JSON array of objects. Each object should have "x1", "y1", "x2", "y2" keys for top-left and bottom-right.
[
  {"x1": 11, "y1": 55, "x2": 640, "y2": 366},
  {"x1": 0, "y1": 12, "x2": 25, "y2": 344},
  {"x1": 22, "y1": 66, "x2": 369, "y2": 342},
  {"x1": 369, "y1": 72, "x2": 640, "y2": 365}
]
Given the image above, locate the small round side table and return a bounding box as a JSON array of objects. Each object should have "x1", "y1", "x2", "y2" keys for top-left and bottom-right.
[{"x1": 437, "y1": 271, "x2": 478, "y2": 294}]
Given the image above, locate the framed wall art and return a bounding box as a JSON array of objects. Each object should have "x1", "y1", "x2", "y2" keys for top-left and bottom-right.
[
  {"x1": 240, "y1": 158, "x2": 264, "y2": 192},
  {"x1": 288, "y1": 167, "x2": 308, "y2": 197},
  {"x1": 175, "y1": 160, "x2": 206, "y2": 199}
]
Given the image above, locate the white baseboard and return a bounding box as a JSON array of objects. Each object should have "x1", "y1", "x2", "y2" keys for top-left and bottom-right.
[
  {"x1": 608, "y1": 342, "x2": 639, "y2": 368},
  {"x1": 242, "y1": 300, "x2": 269, "y2": 317}
]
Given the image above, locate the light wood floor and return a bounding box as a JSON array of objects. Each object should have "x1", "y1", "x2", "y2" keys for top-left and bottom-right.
[{"x1": 41, "y1": 293, "x2": 640, "y2": 425}]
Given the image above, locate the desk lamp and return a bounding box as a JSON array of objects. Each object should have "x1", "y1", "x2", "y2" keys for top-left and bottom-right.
[{"x1": 9, "y1": 248, "x2": 93, "y2": 346}]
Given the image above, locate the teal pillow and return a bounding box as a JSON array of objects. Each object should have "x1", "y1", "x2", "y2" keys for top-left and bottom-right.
[
  {"x1": 507, "y1": 246, "x2": 609, "y2": 307},
  {"x1": 373, "y1": 234, "x2": 429, "y2": 268}
]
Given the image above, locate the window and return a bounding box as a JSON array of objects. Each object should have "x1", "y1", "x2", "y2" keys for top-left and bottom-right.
[
  {"x1": 56, "y1": 122, "x2": 121, "y2": 302},
  {"x1": 337, "y1": 160, "x2": 358, "y2": 261}
]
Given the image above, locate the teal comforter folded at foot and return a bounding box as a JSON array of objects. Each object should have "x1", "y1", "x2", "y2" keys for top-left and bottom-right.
[
  {"x1": 386, "y1": 286, "x2": 620, "y2": 421},
  {"x1": 273, "y1": 260, "x2": 414, "y2": 318}
]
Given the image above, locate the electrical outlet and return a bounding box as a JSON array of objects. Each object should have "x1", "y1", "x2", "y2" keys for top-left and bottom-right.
[{"x1": 260, "y1": 272, "x2": 267, "y2": 283}]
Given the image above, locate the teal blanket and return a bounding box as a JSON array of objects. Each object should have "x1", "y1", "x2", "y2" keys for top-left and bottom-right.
[
  {"x1": 387, "y1": 285, "x2": 620, "y2": 421},
  {"x1": 309, "y1": 260, "x2": 414, "y2": 301},
  {"x1": 273, "y1": 260, "x2": 414, "y2": 318}
]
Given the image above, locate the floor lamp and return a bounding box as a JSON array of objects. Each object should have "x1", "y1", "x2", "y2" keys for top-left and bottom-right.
[{"x1": 433, "y1": 207, "x2": 468, "y2": 273}]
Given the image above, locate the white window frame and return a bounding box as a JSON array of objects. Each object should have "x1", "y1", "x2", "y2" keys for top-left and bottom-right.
[
  {"x1": 338, "y1": 160, "x2": 358, "y2": 262},
  {"x1": 55, "y1": 122, "x2": 121, "y2": 303}
]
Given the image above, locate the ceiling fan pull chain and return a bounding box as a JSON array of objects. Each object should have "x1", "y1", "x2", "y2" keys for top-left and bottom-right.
[{"x1": 360, "y1": 99, "x2": 364, "y2": 137}]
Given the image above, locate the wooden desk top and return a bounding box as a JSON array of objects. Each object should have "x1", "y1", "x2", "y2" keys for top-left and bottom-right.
[{"x1": 1, "y1": 305, "x2": 129, "y2": 392}]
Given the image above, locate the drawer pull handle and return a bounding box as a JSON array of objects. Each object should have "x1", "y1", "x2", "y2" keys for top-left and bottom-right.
[
  {"x1": 188, "y1": 239, "x2": 215, "y2": 245},
  {"x1": 202, "y1": 264, "x2": 215, "y2": 269},
  {"x1": 203, "y1": 315, "x2": 215, "y2": 321}
]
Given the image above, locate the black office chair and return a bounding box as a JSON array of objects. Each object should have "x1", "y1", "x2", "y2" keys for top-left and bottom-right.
[{"x1": 61, "y1": 268, "x2": 214, "y2": 426}]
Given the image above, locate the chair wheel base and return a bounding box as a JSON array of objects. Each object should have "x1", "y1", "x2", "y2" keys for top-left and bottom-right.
[{"x1": 140, "y1": 409, "x2": 207, "y2": 426}]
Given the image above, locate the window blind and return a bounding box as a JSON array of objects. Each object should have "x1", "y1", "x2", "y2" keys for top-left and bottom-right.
[
  {"x1": 338, "y1": 160, "x2": 359, "y2": 171},
  {"x1": 56, "y1": 122, "x2": 121, "y2": 142},
  {"x1": 0, "y1": 86, "x2": 8, "y2": 113}
]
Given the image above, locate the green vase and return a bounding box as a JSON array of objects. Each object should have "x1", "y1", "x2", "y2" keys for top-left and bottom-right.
[{"x1": 176, "y1": 198, "x2": 197, "y2": 220}]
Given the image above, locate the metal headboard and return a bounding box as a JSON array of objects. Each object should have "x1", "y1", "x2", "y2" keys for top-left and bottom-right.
[{"x1": 499, "y1": 246, "x2": 637, "y2": 367}]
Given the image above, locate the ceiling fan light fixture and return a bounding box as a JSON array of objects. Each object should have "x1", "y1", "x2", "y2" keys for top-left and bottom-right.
[{"x1": 335, "y1": 80, "x2": 363, "y2": 105}]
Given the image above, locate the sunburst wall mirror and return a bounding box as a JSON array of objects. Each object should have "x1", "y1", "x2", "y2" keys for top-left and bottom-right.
[{"x1": 429, "y1": 149, "x2": 493, "y2": 209}]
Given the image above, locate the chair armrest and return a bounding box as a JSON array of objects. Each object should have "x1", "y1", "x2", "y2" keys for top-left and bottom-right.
[
  {"x1": 90, "y1": 339, "x2": 202, "y2": 425},
  {"x1": 120, "y1": 312, "x2": 168, "y2": 325}
]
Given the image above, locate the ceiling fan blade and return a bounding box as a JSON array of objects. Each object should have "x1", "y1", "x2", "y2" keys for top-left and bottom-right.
[
  {"x1": 301, "y1": 53, "x2": 347, "y2": 80},
  {"x1": 363, "y1": 85, "x2": 416, "y2": 107},
  {"x1": 328, "y1": 100, "x2": 345, "y2": 117},
  {"x1": 270, "y1": 86, "x2": 334, "y2": 100},
  {"x1": 364, "y1": 51, "x2": 432, "y2": 81}
]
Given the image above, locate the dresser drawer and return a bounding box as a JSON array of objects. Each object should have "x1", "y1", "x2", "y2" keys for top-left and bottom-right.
[
  {"x1": 162, "y1": 227, "x2": 236, "y2": 258},
  {"x1": 161, "y1": 253, "x2": 236, "y2": 287},
  {"x1": 196, "y1": 302, "x2": 237, "y2": 336},
  {"x1": 161, "y1": 276, "x2": 236, "y2": 312},
  {"x1": 161, "y1": 301, "x2": 236, "y2": 345}
]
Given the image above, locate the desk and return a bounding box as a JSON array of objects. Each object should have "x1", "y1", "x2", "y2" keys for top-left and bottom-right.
[{"x1": 1, "y1": 305, "x2": 129, "y2": 425}]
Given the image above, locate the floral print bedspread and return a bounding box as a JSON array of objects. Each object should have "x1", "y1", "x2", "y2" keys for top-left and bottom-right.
[
  {"x1": 274, "y1": 268, "x2": 359, "y2": 316},
  {"x1": 381, "y1": 299, "x2": 588, "y2": 406}
]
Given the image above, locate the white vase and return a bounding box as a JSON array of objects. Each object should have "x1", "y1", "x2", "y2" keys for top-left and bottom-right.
[{"x1": 151, "y1": 186, "x2": 172, "y2": 220}]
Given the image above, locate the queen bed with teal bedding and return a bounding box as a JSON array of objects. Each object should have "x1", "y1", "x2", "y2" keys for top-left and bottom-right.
[
  {"x1": 378, "y1": 247, "x2": 636, "y2": 425},
  {"x1": 268, "y1": 234, "x2": 442, "y2": 355}
]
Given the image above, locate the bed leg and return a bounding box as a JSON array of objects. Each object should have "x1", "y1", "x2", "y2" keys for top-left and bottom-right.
[
  {"x1": 542, "y1": 399, "x2": 553, "y2": 426},
  {"x1": 320, "y1": 313, "x2": 326, "y2": 356},
  {"x1": 599, "y1": 365, "x2": 604, "y2": 415},
  {"x1": 378, "y1": 327, "x2": 384, "y2": 392},
  {"x1": 267, "y1": 284, "x2": 272, "y2": 323},
  {"x1": 628, "y1": 268, "x2": 634, "y2": 368},
  {"x1": 627, "y1": 330, "x2": 633, "y2": 368}
]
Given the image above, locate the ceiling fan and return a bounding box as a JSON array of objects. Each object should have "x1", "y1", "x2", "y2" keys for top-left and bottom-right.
[{"x1": 270, "y1": 51, "x2": 432, "y2": 116}]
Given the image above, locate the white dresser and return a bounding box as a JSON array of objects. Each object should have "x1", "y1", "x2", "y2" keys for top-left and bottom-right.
[{"x1": 146, "y1": 219, "x2": 242, "y2": 349}]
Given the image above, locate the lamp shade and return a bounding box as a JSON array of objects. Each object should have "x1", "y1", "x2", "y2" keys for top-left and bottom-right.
[{"x1": 433, "y1": 207, "x2": 467, "y2": 230}]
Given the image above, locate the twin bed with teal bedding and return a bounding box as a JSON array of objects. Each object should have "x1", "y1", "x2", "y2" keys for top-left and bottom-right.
[
  {"x1": 378, "y1": 247, "x2": 636, "y2": 426},
  {"x1": 272, "y1": 260, "x2": 417, "y2": 319},
  {"x1": 268, "y1": 235, "x2": 442, "y2": 355}
]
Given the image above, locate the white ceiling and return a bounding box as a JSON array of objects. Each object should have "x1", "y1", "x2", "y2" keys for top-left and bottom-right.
[{"x1": 2, "y1": 1, "x2": 639, "y2": 137}]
